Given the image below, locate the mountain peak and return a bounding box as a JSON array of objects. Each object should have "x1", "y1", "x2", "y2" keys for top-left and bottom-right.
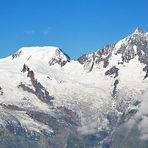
[
  {"x1": 133, "y1": 27, "x2": 145, "y2": 35},
  {"x1": 78, "y1": 28, "x2": 148, "y2": 72},
  {"x1": 11, "y1": 46, "x2": 70, "y2": 67},
  {"x1": 18, "y1": 46, "x2": 63, "y2": 57}
]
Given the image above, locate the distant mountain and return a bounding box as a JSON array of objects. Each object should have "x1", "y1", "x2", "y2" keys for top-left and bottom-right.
[{"x1": 0, "y1": 28, "x2": 148, "y2": 148}]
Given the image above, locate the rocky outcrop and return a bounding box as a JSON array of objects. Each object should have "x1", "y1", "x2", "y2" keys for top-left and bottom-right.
[
  {"x1": 12, "y1": 50, "x2": 23, "y2": 59},
  {"x1": 20, "y1": 64, "x2": 54, "y2": 104},
  {"x1": 105, "y1": 66, "x2": 119, "y2": 78},
  {"x1": 112, "y1": 79, "x2": 119, "y2": 97},
  {"x1": 49, "y1": 48, "x2": 70, "y2": 67},
  {"x1": 78, "y1": 28, "x2": 148, "y2": 78},
  {"x1": 78, "y1": 44, "x2": 114, "y2": 69},
  {"x1": 0, "y1": 86, "x2": 3, "y2": 95}
]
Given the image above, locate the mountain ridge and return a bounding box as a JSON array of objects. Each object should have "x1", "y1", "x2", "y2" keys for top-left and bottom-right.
[{"x1": 0, "y1": 27, "x2": 148, "y2": 147}]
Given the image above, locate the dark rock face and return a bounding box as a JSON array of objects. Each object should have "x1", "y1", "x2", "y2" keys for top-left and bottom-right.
[
  {"x1": 12, "y1": 50, "x2": 23, "y2": 59},
  {"x1": 0, "y1": 103, "x2": 25, "y2": 111},
  {"x1": 143, "y1": 65, "x2": 148, "y2": 79},
  {"x1": 0, "y1": 107, "x2": 94, "y2": 148},
  {"x1": 89, "y1": 53, "x2": 95, "y2": 72},
  {"x1": 117, "y1": 34, "x2": 148, "y2": 66},
  {"x1": 112, "y1": 79, "x2": 119, "y2": 97},
  {"x1": 78, "y1": 54, "x2": 88, "y2": 64},
  {"x1": 20, "y1": 65, "x2": 54, "y2": 104},
  {"x1": 18, "y1": 81, "x2": 54, "y2": 105},
  {"x1": 49, "y1": 49, "x2": 70, "y2": 67},
  {"x1": 78, "y1": 44, "x2": 114, "y2": 69},
  {"x1": 96, "y1": 44, "x2": 115, "y2": 68},
  {"x1": 0, "y1": 126, "x2": 44, "y2": 148},
  {"x1": 105, "y1": 66, "x2": 119, "y2": 78},
  {"x1": 0, "y1": 86, "x2": 3, "y2": 95},
  {"x1": 0, "y1": 109, "x2": 51, "y2": 148},
  {"x1": 22, "y1": 64, "x2": 28, "y2": 73},
  {"x1": 0, "y1": 102, "x2": 116, "y2": 147}
]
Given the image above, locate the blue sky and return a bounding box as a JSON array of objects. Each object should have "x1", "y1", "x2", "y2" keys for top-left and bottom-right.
[{"x1": 0, "y1": 0, "x2": 148, "y2": 59}]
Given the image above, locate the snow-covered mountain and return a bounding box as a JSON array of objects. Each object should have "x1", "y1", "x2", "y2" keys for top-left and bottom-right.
[{"x1": 0, "y1": 28, "x2": 148, "y2": 147}]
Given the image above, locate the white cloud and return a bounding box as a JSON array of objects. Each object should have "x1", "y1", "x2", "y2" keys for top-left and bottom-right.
[
  {"x1": 24, "y1": 27, "x2": 51, "y2": 36},
  {"x1": 137, "y1": 91, "x2": 148, "y2": 140},
  {"x1": 125, "y1": 90, "x2": 148, "y2": 140}
]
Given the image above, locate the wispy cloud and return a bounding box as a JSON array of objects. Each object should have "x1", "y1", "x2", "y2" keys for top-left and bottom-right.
[
  {"x1": 124, "y1": 90, "x2": 148, "y2": 140},
  {"x1": 24, "y1": 27, "x2": 51, "y2": 36},
  {"x1": 137, "y1": 91, "x2": 148, "y2": 140}
]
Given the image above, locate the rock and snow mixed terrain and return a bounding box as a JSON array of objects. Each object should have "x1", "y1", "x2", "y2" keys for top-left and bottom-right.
[{"x1": 0, "y1": 28, "x2": 148, "y2": 147}]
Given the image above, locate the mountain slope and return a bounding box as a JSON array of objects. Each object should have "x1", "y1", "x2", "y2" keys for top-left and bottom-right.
[{"x1": 0, "y1": 28, "x2": 148, "y2": 147}]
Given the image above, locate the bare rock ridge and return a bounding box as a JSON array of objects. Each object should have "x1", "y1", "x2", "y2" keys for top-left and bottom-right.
[
  {"x1": 20, "y1": 64, "x2": 54, "y2": 104},
  {"x1": 78, "y1": 28, "x2": 148, "y2": 77}
]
